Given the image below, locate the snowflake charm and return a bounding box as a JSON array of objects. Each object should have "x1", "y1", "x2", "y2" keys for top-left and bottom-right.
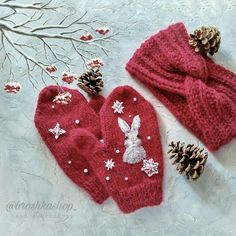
[
  {"x1": 104, "y1": 159, "x2": 115, "y2": 170},
  {"x1": 141, "y1": 158, "x2": 159, "y2": 177},
  {"x1": 112, "y1": 100, "x2": 124, "y2": 114},
  {"x1": 49, "y1": 123, "x2": 66, "y2": 140}
]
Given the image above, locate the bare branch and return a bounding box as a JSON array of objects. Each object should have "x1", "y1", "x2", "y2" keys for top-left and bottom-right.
[
  {"x1": 0, "y1": 10, "x2": 16, "y2": 20},
  {"x1": 0, "y1": 0, "x2": 117, "y2": 91},
  {"x1": 89, "y1": 42, "x2": 111, "y2": 55},
  {"x1": 1, "y1": 30, "x2": 59, "y2": 85},
  {"x1": 14, "y1": 42, "x2": 36, "y2": 50},
  {"x1": 13, "y1": 12, "x2": 44, "y2": 29},
  {"x1": 3, "y1": 0, "x2": 15, "y2": 3},
  {"x1": 0, "y1": 22, "x2": 85, "y2": 43},
  {"x1": 0, "y1": 32, "x2": 14, "y2": 81},
  {"x1": 59, "y1": 12, "x2": 76, "y2": 25},
  {"x1": 0, "y1": 21, "x2": 118, "y2": 47},
  {"x1": 60, "y1": 28, "x2": 84, "y2": 35},
  {"x1": 31, "y1": 11, "x2": 88, "y2": 32},
  {"x1": 40, "y1": 38, "x2": 75, "y2": 68},
  {"x1": 71, "y1": 41, "x2": 88, "y2": 66},
  {"x1": 0, "y1": 0, "x2": 57, "y2": 10}
]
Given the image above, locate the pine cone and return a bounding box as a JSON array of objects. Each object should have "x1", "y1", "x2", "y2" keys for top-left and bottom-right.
[
  {"x1": 168, "y1": 141, "x2": 208, "y2": 180},
  {"x1": 189, "y1": 26, "x2": 221, "y2": 55},
  {"x1": 77, "y1": 69, "x2": 103, "y2": 95}
]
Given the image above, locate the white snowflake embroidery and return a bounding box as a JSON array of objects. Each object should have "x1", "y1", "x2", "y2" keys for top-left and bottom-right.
[
  {"x1": 141, "y1": 158, "x2": 159, "y2": 177},
  {"x1": 104, "y1": 159, "x2": 115, "y2": 170},
  {"x1": 112, "y1": 100, "x2": 124, "y2": 114},
  {"x1": 49, "y1": 123, "x2": 66, "y2": 140}
]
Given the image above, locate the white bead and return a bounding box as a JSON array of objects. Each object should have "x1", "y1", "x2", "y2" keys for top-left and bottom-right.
[
  {"x1": 68, "y1": 160, "x2": 72, "y2": 164},
  {"x1": 52, "y1": 105, "x2": 55, "y2": 108},
  {"x1": 100, "y1": 139, "x2": 104, "y2": 143},
  {"x1": 83, "y1": 168, "x2": 88, "y2": 173},
  {"x1": 133, "y1": 97, "x2": 137, "y2": 102},
  {"x1": 115, "y1": 149, "x2": 120, "y2": 154},
  {"x1": 129, "y1": 115, "x2": 132, "y2": 118},
  {"x1": 75, "y1": 119, "x2": 80, "y2": 124},
  {"x1": 147, "y1": 136, "x2": 151, "y2": 140},
  {"x1": 106, "y1": 176, "x2": 110, "y2": 181},
  {"x1": 125, "y1": 177, "x2": 128, "y2": 181}
]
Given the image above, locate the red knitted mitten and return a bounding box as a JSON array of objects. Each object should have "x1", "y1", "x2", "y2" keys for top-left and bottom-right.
[
  {"x1": 34, "y1": 85, "x2": 109, "y2": 204},
  {"x1": 71, "y1": 86, "x2": 163, "y2": 213},
  {"x1": 89, "y1": 95, "x2": 106, "y2": 114}
]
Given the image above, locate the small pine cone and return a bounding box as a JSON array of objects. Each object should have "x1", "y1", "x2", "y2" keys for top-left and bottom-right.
[
  {"x1": 189, "y1": 26, "x2": 221, "y2": 56},
  {"x1": 77, "y1": 69, "x2": 104, "y2": 95},
  {"x1": 168, "y1": 141, "x2": 208, "y2": 180}
]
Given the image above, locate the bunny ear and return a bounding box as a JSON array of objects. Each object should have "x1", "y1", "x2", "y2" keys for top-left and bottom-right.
[
  {"x1": 118, "y1": 117, "x2": 130, "y2": 134},
  {"x1": 131, "y1": 115, "x2": 141, "y2": 132}
]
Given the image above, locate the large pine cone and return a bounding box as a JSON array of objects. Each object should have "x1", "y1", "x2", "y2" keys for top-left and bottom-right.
[
  {"x1": 189, "y1": 26, "x2": 221, "y2": 56},
  {"x1": 77, "y1": 69, "x2": 103, "y2": 95},
  {"x1": 168, "y1": 141, "x2": 208, "y2": 180}
]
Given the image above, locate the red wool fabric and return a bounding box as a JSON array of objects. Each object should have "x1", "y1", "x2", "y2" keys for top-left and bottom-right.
[
  {"x1": 71, "y1": 86, "x2": 163, "y2": 213},
  {"x1": 126, "y1": 22, "x2": 236, "y2": 151},
  {"x1": 34, "y1": 86, "x2": 108, "y2": 204}
]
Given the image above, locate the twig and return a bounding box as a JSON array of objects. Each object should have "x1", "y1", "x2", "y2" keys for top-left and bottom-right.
[
  {"x1": 13, "y1": 12, "x2": 44, "y2": 29},
  {"x1": 0, "y1": 0, "x2": 57, "y2": 10},
  {"x1": 1, "y1": 30, "x2": 59, "y2": 85},
  {"x1": 31, "y1": 11, "x2": 88, "y2": 32}
]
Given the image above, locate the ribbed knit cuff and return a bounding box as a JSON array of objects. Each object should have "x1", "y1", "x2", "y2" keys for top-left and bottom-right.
[
  {"x1": 112, "y1": 180, "x2": 162, "y2": 213},
  {"x1": 82, "y1": 176, "x2": 109, "y2": 204}
]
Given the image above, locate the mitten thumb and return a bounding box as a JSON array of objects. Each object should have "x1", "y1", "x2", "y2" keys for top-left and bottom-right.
[
  {"x1": 70, "y1": 128, "x2": 107, "y2": 177},
  {"x1": 69, "y1": 128, "x2": 109, "y2": 202}
]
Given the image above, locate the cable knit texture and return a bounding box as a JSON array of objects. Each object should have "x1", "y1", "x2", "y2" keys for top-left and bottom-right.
[
  {"x1": 72, "y1": 86, "x2": 163, "y2": 213},
  {"x1": 126, "y1": 22, "x2": 236, "y2": 151},
  {"x1": 34, "y1": 86, "x2": 109, "y2": 204}
]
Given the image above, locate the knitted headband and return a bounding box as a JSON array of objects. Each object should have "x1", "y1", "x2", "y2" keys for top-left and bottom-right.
[{"x1": 126, "y1": 22, "x2": 236, "y2": 151}]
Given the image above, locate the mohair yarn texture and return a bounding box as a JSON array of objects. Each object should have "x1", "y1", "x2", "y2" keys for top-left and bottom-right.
[
  {"x1": 34, "y1": 86, "x2": 109, "y2": 204},
  {"x1": 126, "y1": 22, "x2": 236, "y2": 151},
  {"x1": 34, "y1": 85, "x2": 163, "y2": 213},
  {"x1": 71, "y1": 86, "x2": 163, "y2": 213}
]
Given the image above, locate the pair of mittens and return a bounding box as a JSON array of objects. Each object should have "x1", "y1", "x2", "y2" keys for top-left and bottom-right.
[
  {"x1": 35, "y1": 85, "x2": 163, "y2": 213},
  {"x1": 70, "y1": 86, "x2": 164, "y2": 213}
]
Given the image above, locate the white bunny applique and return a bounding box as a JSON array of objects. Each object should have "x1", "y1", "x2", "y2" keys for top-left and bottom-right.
[{"x1": 118, "y1": 115, "x2": 146, "y2": 164}]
